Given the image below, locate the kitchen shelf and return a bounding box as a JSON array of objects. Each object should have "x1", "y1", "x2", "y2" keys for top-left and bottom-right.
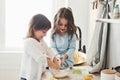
[{"x1": 96, "y1": 18, "x2": 120, "y2": 23}]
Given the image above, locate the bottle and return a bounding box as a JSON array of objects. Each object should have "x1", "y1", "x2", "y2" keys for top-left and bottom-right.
[
  {"x1": 113, "y1": 4, "x2": 119, "y2": 19},
  {"x1": 45, "y1": 67, "x2": 53, "y2": 80},
  {"x1": 118, "y1": 3, "x2": 120, "y2": 18}
]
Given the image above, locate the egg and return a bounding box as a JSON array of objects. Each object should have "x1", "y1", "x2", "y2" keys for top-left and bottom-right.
[{"x1": 82, "y1": 74, "x2": 93, "y2": 80}]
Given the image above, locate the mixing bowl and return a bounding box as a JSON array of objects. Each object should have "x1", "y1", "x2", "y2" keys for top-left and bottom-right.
[{"x1": 50, "y1": 68, "x2": 70, "y2": 78}]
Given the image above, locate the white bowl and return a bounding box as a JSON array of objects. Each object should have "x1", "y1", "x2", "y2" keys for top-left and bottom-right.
[{"x1": 50, "y1": 68, "x2": 69, "y2": 78}]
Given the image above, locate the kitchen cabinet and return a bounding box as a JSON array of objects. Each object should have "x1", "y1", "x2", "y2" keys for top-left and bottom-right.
[{"x1": 96, "y1": 18, "x2": 120, "y2": 69}]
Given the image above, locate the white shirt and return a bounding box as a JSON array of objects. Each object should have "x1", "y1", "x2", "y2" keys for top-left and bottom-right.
[{"x1": 19, "y1": 38, "x2": 55, "y2": 80}]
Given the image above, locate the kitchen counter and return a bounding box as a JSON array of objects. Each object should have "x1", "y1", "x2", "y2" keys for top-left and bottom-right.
[{"x1": 42, "y1": 65, "x2": 100, "y2": 80}]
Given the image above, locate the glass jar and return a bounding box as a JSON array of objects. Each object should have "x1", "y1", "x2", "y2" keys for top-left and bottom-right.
[{"x1": 113, "y1": 4, "x2": 119, "y2": 18}]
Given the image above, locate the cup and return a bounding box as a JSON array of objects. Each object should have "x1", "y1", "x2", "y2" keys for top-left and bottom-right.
[
  {"x1": 115, "y1": 72, "x2": 120, "y2": 80},
  {"x1": 101, "y1": 69, "x2": 116, "y2": 80}
]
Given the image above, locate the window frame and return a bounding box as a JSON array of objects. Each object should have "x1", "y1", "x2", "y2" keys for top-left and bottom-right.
[{"x1": 0, "y1": 0, "x2": 5, "y2": 51}]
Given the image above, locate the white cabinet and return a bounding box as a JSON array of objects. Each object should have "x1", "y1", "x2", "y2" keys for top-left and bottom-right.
[
  {"x1": 107, "y1": 23, "x2": 120, "y2": 68},
  {"x1": 96, "y1": 19, "x2": 120, "y2": 68}
]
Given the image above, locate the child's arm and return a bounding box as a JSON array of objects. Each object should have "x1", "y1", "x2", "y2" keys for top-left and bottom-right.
[
  {"x1": 65, "y1": 34, "x2": 76, "y2": 59},
  {"x1": 47, "y1": 57, "x2": 60, "y2": 70},
  {"x1": 53, "y1": 57, "x2": 60, "y2": 67},
  {"x1": 42, "y1": 39, "x2": 60, "y2": 69},
  {"x1": 50, "y1": 38, "x2": 58, "y2": 55}
]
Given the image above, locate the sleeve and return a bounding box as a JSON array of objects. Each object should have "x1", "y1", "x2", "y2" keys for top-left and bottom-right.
[
  {"x1": 24, "y1": 38, "x2": 47, "y2": 63},
  {"x1": 42, "y1": 40, "x2": 55, "y2": 61},
  {"x1": 50, "y1": 37, "x2": 58, "y2": 55},
  {"x1": 66, "y1": 34, "x2": 76, "y2": 59}
]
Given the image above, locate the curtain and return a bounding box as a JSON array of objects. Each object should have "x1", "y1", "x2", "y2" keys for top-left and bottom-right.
[{"x1": 87, "y1": 0, "x2": 111, "y2": 73}]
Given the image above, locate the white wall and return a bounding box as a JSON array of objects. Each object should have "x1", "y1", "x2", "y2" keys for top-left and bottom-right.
[
  {"x1": 0, "y1": 2, "x2": 23, "y2": 80},
  {"x1": 107, "y1": 23, "x2": 120, "y2": 68},
  {"x1": 68, "y1": 0, "x2": 89, "y2": 46}
]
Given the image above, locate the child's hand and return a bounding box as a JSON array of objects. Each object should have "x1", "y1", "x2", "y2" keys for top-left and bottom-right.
[
  {"x1": 60, "y1": 56, "x2": 65, "y2": 65},
  {"x1": 53, "y1": 64, "x2": 60, "y2": 70},
  {"x1": 47, "y1": 57, "x2": 60, "y2": 70},
  {"x1": 60, "y1": 54, "x2": 68, "y2": 65},
  {"x1": 92, "y1": 0, "x2": 98, "y2": 10}
]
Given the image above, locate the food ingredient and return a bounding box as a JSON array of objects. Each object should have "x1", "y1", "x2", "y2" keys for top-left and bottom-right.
[
  {"x1": 82, "y1": 74, "x2": 93, "y2": 80},
  {"x1": 73, "y1": 69, "x2": 82, "y2": 74},
  {"x1": 48, "y1": 77, "x2": 57, "y2": 80}
]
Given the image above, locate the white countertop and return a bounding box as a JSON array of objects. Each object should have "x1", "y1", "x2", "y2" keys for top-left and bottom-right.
[{"x1": 42, "y1": 66, "x2": 100, "y2": 80}]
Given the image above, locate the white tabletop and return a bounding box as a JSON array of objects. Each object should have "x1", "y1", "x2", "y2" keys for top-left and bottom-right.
[{"x1": 42, "y1": 66, "x2": 100, "y2": 80}]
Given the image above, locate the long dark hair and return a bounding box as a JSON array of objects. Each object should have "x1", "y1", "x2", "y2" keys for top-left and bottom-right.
[
  {"x1": 51, "y1": 7, "x2": 78, "y2": 40},
  {"x1": 26, "y1": 14, "x2": 51, "y2": 38}
]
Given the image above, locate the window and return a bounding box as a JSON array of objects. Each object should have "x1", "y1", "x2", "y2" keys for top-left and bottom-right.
[
  {"x1": 5, "y1": 0, "x2": 52, "y2": 50},
  {"x1": 0, "y1": 0, "x2": 67, "y2": 51}
]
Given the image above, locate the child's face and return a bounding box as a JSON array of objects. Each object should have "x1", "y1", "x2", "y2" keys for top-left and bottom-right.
[
  {"x1": 34, "y1": 29, "x2": 48, "y2": 41},
  {"x1": 58, "y1": 18, "x2": 68, "y2": 35}
]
